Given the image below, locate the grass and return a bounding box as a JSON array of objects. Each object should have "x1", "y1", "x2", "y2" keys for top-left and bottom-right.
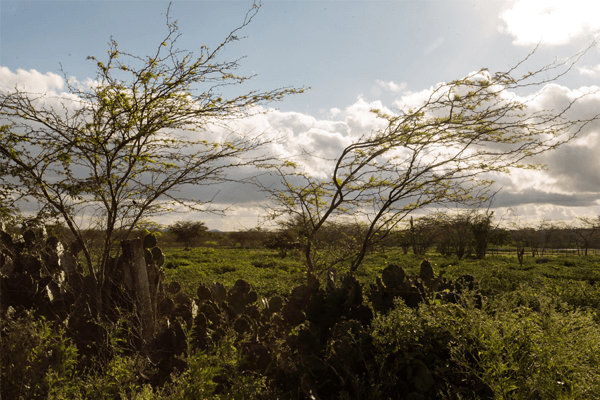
[
  {"x1": 163, "y1": 247, "x2": 306, "y2": 298},
  {"x1": 163, "y1": 246, "x2": 600, "y2": 316}
]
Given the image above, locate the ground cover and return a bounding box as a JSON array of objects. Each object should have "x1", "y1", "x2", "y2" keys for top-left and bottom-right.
[
  {"x1": 163, "y1": 247, "x2": 306, "y2": 298},
  {"x1": 163, "y1": 247, "x2": 600, "y2": 315},
  {"x1": 4, "y1": 241, "x2": 600, "y2": 399}
]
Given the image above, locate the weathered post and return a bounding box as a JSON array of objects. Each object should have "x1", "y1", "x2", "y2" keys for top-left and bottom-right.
[
  {"x1": 517, "y1": 247, "x2": 525, "y2": 266},
  {"x1": 120, "y1": 238, "x2": 155, "y2": 346}
]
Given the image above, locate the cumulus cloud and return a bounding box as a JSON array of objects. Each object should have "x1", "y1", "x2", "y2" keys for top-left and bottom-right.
[
  {"x1": 376, "y1": 80, "x2": 407, "y2": 93},
  {"x1": 500, "y1": 0, "x2": 600, "y2": 46},
  {"x1": 239, "y1": 99, "x2": 389, "y2": 178},
  {"x1": 0, "y1": 67, "x2": 64, "y2": 93},
  {"x1": 3, "y1": 66, "x2": 600, "y2": 229}
]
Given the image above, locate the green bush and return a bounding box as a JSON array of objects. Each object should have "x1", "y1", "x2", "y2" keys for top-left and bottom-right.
[
  {"x1": 447, "y1": 291, "x2": 600, "y2": 399},
  {"x1": 370, "y1": 289, "x2": 600, "y2": 399},
  {"x1": 165, "y1": 327, "x2": 271, "y2": 400},
  {"x1": 1, "y1": 310, "x2": 79, "y2": 399},
  {"x1": 0, "y1": 309, "x2": 165, "y2": 400},
  {"x1": 371, "y1": 299, "x2": 491, "y2": 399}
]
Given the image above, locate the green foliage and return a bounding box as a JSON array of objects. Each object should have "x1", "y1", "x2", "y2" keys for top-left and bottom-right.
[
  {"x1": 372, "y1": 290, "x2": 600, "y2": 399},
  {"x1": 3, "y1": 241, "x2": 600, "y2": 399},
  {"x1": 0, "y1": 309, "x2": 173, "y2": 399},
  {"x1": 163, "y1": 247, "x2": 305, "y2": 297},
  {"x1": 169, "y1": 220, "x2": 210, "y2": 249},
  {"x1": 166, "y1": 328, "x2": 270, "y2": 400},
  {"x1": 449, "y1": 290, "x2": 600, "y2": 399},
  {"x1": 1, "y1": 310, "x2": 78, "y2": 399},
  {"x1": 371, "y1": 300, "x2": 489, "y2": 399}
]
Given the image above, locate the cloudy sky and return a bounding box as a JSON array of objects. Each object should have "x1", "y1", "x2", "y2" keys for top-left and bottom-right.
[{"x1": 2, "y1": 0, "x2": 600, "y2": 230}]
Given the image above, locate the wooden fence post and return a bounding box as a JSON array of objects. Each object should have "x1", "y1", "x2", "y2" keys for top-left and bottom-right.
[{"x1": 120, "y1": 238, "x2": 155, "y2": 347}]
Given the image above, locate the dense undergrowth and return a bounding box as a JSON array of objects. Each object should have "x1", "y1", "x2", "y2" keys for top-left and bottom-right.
[{"x1": 3, "y1": 245, "x2": 600, "y2": 399}]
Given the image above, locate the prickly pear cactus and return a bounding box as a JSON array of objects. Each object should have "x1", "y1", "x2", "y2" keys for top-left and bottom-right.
[
  {"x1": 369, "y1": 260, "x2": 479, "y2": 312},
  {"x1": 370, "y1": 264, "x2": 422, "y2": 312},
  {"x1": 0, "y1": 228, "x2": 83, "y2": 316}
]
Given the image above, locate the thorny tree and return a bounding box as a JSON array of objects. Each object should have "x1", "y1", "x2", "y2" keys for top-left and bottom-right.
[
  {"x1": 570, "y1": 216, "x2": 600, "y2": 256},
  {"x1": 169, "y1": 220, "x2": 209, "y2": 250},
  {"x1": 0, "y1": 2, "x2": 303, "y2": 312},
  {"x1": 264, "y1": 46, "x2": 599, "y2": 275}
]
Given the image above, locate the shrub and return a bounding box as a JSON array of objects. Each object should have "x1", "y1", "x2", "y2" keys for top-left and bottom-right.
[
  {"x1": 165, "y1": 327, "x2": 271, "y2": 400},
  {"x1": 1, "y1": 310, "x2": 79, "y2": 399},
  {"x1": 448, "y1": 291, "x2": 600, "y2": 399},
  {"x1": 371, "y1": 300, "x2": 491, "y2": 399},
  {"x1": 371, "y1": 289, "x2": 600, "y2": 399}
]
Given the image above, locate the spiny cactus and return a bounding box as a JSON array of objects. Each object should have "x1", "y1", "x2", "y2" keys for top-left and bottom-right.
[
  {"x1": 369, "y1": 260, "x2": 479, "y2": 313},
  {"x1": 0, "y1": 228, "x2": 90, "y2": 321}
]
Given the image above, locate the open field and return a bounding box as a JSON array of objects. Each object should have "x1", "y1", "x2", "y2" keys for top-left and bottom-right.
[{"x1": 164, "y1": 246, "x2": 600, "y2": 316}]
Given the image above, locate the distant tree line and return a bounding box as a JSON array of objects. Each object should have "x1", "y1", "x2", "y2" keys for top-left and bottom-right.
[
  {"x1": 260, "y1": 211, "x2": 600, "y2": 261},
  {"x1": 8, "y1": 213, "x2": 600, "y2": 259}
]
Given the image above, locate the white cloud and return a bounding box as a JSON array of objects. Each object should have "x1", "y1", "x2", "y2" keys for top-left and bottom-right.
[
  {"x1": 251, "y1": 98, "x2": 389, "y2": 178},
  {"x1": 376, "y1": 80, "x2": 407, "y2": 93},
  {"x1": 0, "y1": 67, "x2": 64, "y2": 93},
  {"x1": 3, "y1": 66, "x2": 600, "y2": 229},
  {"x1": 500, "y1": 0, "x2": 600, "y2": 46},
  {"x1": 578, "y1": 63, "x2": 600, "y2": 76},
  {"x1": 67, "y1": 76, "x2": 101, "y2": 91},
  {"x1": 329, "y1": 107, "x2": 341, "y2": 117},
  {"x1": 392, "y1": 87, "x2": 435, "y2": 111},
  {"x1": 342, "y1": 97, "x2": 390, "y2": 137}
]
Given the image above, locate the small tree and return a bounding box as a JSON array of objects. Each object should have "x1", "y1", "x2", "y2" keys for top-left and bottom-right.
[
  {"x1": 537, "y1": 219, "x2": 562, "y2": 256},
  {"x1": 169, "y1": 220, "x2": 209, "y2": 249},
  {"x1": 488, "y1": 227, "x2": 511, "y2": 256},
  {"x1": 510, "y1": 224, "x2": 539, "y2": 257},
  {"x1": 470, "y1": 211, "x2": 493, "y2": 259},
  {"x1": 436, "y1": 211, "x2": 474, "y2": 259},
  {"x1": 0, "y1": 2, "x2": 303, "y2": 313},
  {"x1": 408, "y1": 215, "x2": 439, "y2": 256},
  {"x1": 570, "y1": 216, "x2": 600, "y2": 256},
  {"x1": 228, "y1": 228, "x2": 267, "y2": 248},
  {"x1": 264, "y1": 47, "x2": 598, "y2": 275}
]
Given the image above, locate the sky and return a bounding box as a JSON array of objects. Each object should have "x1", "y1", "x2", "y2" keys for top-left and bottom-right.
[{"x1": 1, "y1": 0, "x2": 600, "y2": 231}]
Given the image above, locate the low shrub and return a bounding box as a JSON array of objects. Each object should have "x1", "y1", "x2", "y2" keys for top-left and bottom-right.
[
  {"x1": 448, "y1": 290, "x2": 600, "y2": 399},
  {"x1": 0, "y1": 309, "x2": 160, "y2": 400},
  {"x1": 1, "y1": 310, "x2": 79, "y2": 399}
]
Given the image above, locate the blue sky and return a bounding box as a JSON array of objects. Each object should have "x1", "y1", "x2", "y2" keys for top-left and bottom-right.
[{"x1": 2, "y1": 1, "x2": 600, "y2": 230}]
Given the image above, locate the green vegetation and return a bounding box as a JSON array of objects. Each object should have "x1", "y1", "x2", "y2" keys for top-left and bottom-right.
[
  {"x1": 3, "y1": 227, "x2": 600, "y2": 399},
  {"x1": 163, "y1": 247, "x2": 306, "y2": 298},
  {"x1": 163, "y1": 247, "x2": 600, "y2": 312},
  {"x1": 1, "y1": 2, "x2": 599, "y2": 398}
]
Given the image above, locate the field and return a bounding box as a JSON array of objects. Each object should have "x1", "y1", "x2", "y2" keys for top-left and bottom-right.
[
  {"x1": 163, "y1": 246, "x2": 600, "y2": 315},
  {"x1": 3, "y1": 244, "x2": 600, "y2": 399}
]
